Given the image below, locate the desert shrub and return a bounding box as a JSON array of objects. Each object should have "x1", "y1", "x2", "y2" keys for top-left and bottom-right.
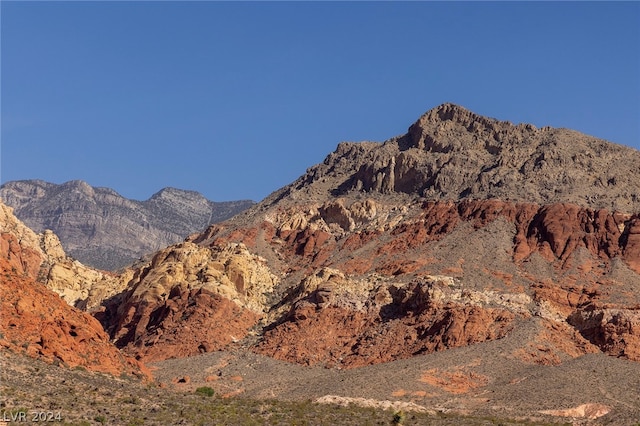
[
  {"x1": 119, "y1": 396, "x2": 140, "y2": 404},
  {"x1": 195, "y1": 386, "x2": 215, "y2": 397}
]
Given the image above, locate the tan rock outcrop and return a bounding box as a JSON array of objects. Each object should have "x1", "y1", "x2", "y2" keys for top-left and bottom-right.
[
  {"x1": 314, "y1": 395, "x2": 433, "y2": 414},
  {"x1": 100, "y1": 241, "x2": 278, "y2": 362},
  {"x1": 318, "y1": 199, "x2": 355, "y2": 232},
  {"x1": 540, "y1": 403, "x2": 611, "y2": 420},
  {"x1": 121, "y1": 241, "x2": 278, "y2": 313},
  {"x1": 0, "y1": 207, "x2": 147, "y2": 378},
  {"x1": 0, "y1": 200, "x2": 126, "y2": 310}
]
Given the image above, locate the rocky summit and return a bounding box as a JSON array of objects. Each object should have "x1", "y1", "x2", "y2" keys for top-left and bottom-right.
[
  {"x1": 279, "y1": 103, "x2": 640, "y2": 212},
  {"x1": 2, "y1": 103, "x2": 640, "y2": 424},
  {"x1": 0, "y1": 180, "x2": 254, "y2": 270}
]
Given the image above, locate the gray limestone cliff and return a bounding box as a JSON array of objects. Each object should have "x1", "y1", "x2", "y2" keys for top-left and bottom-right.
[{"x1": 0, "y1": 180, "x2": 254, "y2": 270}]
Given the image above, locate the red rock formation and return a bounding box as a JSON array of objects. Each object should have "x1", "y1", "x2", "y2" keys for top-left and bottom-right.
[
  {"x1": 0, "y1": 232, "x2": 42, "y2": 278},
  {"x1": 189, "y1": 199, "x2": 639, "y2": 368},
  {"x1": 569, "y1": 305, "x2": 640, "y2": 361},
  {"x1": 110, "y1": 286, "x2": 259, "y2": 363},
  {"x1": 377, "y1": 201, "x2": 634, "y2": 272},
  {"x1": 518, "y1": 203, "x2": 626, "y2": 262},
  {"x1": 256, "y1": 281, "x2": 515, "y2": 368},
  {"x1": 0, "y1": 234, "x2": 147, "y2": 378},
  {"x1": 624, "y1": 218, "x2": 640, "y2": 273}
]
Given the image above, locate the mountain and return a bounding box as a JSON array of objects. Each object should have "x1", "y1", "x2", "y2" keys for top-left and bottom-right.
[
  {"x1": 10, "y1": 104, "x2": 640, "y2": 422},
  {"x1": 0, "y1": 201, "x2": 147, "y2": 378},
  {"x1": 0, "y1": 180, "x2": 254, "y2": 270},
  {"x1": 271, "y1": 102, "x2": 640, "y2": 212},
  {"x1": 93, "y1": 104, "x2": 639, "y2": 366}
]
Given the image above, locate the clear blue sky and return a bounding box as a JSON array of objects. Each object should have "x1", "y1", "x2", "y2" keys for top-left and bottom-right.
[{"x1": 2, "y1": 2, "x2": 639, "y2": 202}]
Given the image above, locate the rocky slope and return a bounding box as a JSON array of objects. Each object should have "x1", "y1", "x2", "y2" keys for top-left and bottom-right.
[
  {"x1": 5, "y1": 103, "x2": 639, "y2": 422},
  {"x1": 0, "y1": 201, "x2": 134, "y2": 309},
  {"x1": 276, "y1": 102, "x2": 640, "y2": 212},
  {"x1": 100, "y1": 241, "x2": 277, "y2": 362},
  {"x1": 0, "y1": 180, "x2": 254, "y2": 270},
  {"x1": 0, "y1": 202, "x2": 146, "y2": 377},
  {"x1": 83, "y1": 104, "x2": 640, "y2": 375}
]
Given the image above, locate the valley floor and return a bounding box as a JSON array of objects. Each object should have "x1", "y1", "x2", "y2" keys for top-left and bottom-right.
[{"x1": 3, "y1": 332, "x2": 640, "y2": 426}]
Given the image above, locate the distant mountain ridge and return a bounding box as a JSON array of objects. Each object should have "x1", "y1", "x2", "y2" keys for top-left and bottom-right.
[{"x1": 0, "y1": 179, "x2": 254, "y2": 270}]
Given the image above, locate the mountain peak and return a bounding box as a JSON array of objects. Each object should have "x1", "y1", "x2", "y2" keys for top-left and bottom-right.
[
  {"x1": 406, "y1": 103, "x2": 525, "y2": 152},
  {"x1": 424, "y1": 102, "x2": 479, "y2": 121},
  {"x1": 286, "y1": 104, "x2": 640, "y2": 212},
  {"x1": 61, "y1": 180, "x2": 95, "y2": 197},
  {"x1": 149, "y1": 187, "x2": 203, "y2": 201},
  {"x1": 418, "y1": 103, "x2": 502, "y2": 128}
]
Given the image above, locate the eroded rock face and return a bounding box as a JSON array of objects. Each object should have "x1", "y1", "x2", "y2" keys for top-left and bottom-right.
[
  {"x1": 256, "y1": 278, "x2": 516, "y2": 367},
  {"x1": 109, "y1": 286, "x2": 258, "y2": 363},
  {"x1": 196, "y1": 197, "x2": 640, "y2": 367},
  {"x1": 287, "y1": 103, "x2": 640, "y2": 213},
  {"x1": 569, "y1": 307, "x2": 640, "y2": 361},
  {"x1": 0, "y1": 209, "x2": 147, "y2": 378},
  {"x1": 0, "y1": 202, "x2": 47, "y2": 278},
  {"x1": 624, "y1": 218, "x2": 640, "y2": 272},
  {"x1": 0, "y1": 202, "x2": 125, "y2": 309},
  {"x1": 99, "y1": 242, "x2": 278, "y2": 362}
]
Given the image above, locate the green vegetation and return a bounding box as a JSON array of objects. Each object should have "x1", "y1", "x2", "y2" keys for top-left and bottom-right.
[{"x1": 195, "y1": 386, "x2": 215, "y2": 397}]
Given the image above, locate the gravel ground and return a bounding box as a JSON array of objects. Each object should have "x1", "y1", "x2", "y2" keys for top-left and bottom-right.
[
  {"x1": 150, "y1": 320, "x2": 640, "y2": 426},
  {"x1": 2, "y1": 347, "x2": 574, "y2": 426}
]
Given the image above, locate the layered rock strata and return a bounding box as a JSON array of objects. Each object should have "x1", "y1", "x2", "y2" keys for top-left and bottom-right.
[{"x1": 0, "y1": 180, "x2": 254, "y2": 270}]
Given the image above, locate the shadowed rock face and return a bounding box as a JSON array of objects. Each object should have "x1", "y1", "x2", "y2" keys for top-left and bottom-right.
[
  {"x1": 0, "y1": 180, "x2": 254, "y2": 270},
  {"x1": 96, "y1": 241, "x2": 277, "y2": 363},
  {"x1": 108, "y1": 285, "x2": 259, "y2": 363},
  {"x1": 256, "y1": 278, "x2": 516, "y2": 368}
]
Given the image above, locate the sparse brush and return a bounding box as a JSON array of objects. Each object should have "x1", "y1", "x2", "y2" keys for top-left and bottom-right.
[
  {"x1": 195, "y1": 386, "x2": 215, "y2": 397},
  {"x1": 392, "y1": 410, "x2": 406, "y2": 425}
]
